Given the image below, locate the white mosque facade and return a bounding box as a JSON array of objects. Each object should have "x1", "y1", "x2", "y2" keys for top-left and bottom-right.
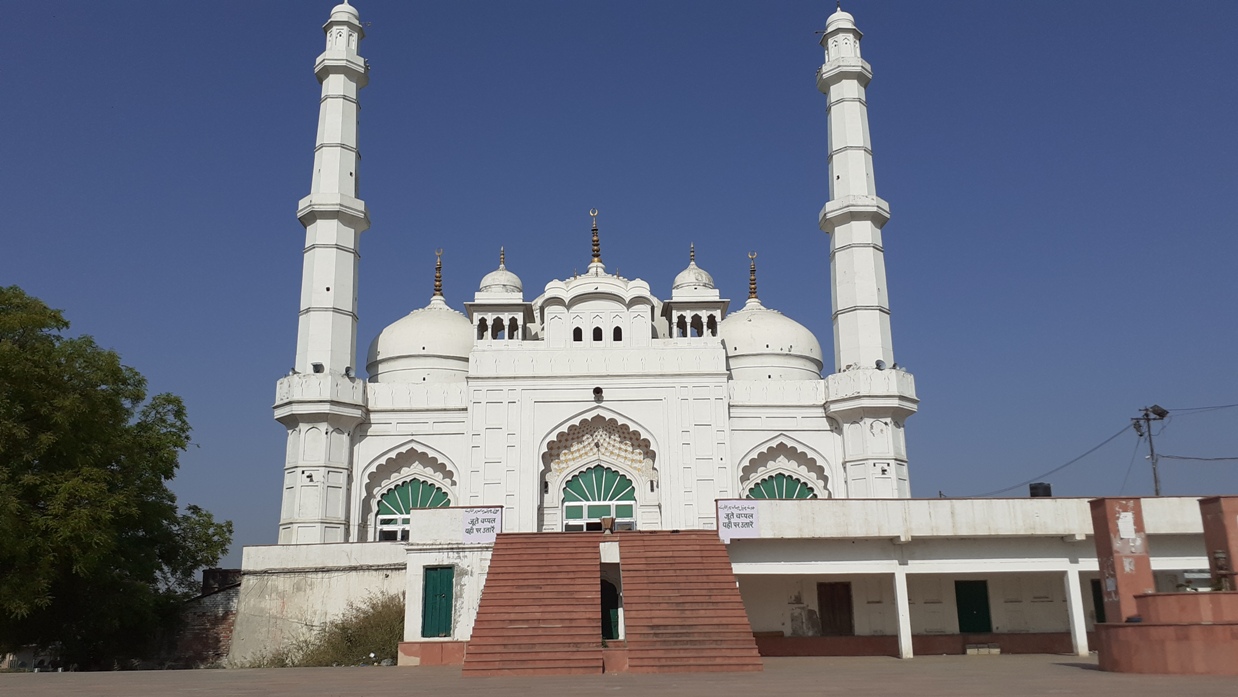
[{"x1": 229, "y1": 3, "x2": 1213, "y2": 665}]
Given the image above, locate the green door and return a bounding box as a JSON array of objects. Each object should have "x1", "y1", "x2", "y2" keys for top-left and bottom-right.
[
  {"x1": 954, "y1": 580, "x2": 992, "y2": 634},
  {"x1": 421, "y1": 566, "x2": 454, "y2": 638}
]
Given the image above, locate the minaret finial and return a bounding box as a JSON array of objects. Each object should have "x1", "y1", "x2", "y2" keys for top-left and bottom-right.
[
  {"x1": 499, "y1": 246, "x2": 505, "y2": 268},
  {"x1": 748, "y1": 251, "x2": 758, "y2": 299},
  {"x1": 689, "y1": 243, "x2": 696, "y2": 263},
  {"x1": 433, "y1": 249, "x2": 443, "y2": 296},
  {"x1": 589, "y1": 208, "x2": 601, "y2": 263}
]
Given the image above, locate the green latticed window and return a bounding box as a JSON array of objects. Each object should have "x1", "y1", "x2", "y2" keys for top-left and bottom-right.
[
  {"x1": 746, "y1": 473, "x2": 817, "y2": 500},
  {"x1": 376, "y1": 478, "x2": 451, "y2": 541},
  {"x1": 562, "y1": 465, "x2": 636, "y2": 532}
]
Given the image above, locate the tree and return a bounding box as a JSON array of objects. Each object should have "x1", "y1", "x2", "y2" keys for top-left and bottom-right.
[{"x1": 0, "y1": 286, "x2": 232, "y2": 667}]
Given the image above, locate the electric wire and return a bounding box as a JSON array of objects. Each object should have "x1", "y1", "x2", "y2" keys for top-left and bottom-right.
[
  {"x1": 968, "y1": 423, "x2": 1134, "y2": 497},
  {"x1": 1159, "y1": 455, "x2": 1238, "y2": 463},
  {"x1": 1118, "y1": 433, "x2": 1145, "y2": 495}
]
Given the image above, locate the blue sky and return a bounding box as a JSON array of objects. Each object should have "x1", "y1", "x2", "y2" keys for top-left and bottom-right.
[{"x1": 3, "y1": 1, "x2": 1236, "y2": 566}]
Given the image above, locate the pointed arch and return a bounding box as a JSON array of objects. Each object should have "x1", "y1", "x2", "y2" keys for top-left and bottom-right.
[{"x1": 737, "y1": 434, "x2": 832, "y2": 498}]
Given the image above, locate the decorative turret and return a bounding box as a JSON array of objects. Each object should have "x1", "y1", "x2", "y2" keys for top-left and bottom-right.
[{"x1": 665, "y1": 244, "x2": 728, "y2": 339}]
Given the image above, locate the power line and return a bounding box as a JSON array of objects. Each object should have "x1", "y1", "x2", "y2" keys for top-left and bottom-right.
[
  {"x1": 968, "y1": 423, "x2": 1134, "y2": 498},
  {"x1": 1118, "y1": 433, "x2": 1145, "y2": 495},
  {"x1": 1164, "y1": 402, "x2": 1238, "y2": 414},
  {"x1": 1160, "y1": 454, "x2": 1238, "y2": 463}
]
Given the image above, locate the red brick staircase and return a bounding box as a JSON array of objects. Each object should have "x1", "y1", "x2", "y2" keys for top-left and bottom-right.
[
  {"x1": 462, "y1": 532, "x2": 605, "y2": 676},
  {"x1": 619, "y1": 530, "x2": 763, "y2": 672}
]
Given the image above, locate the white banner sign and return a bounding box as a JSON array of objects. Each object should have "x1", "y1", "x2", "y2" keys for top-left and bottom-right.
[
  {"x1": 717, "y1": 500, "x2": 759, "y2": 542},
  {"x1": 463, "y1": 507, "x2": 502, "y2": 543}
]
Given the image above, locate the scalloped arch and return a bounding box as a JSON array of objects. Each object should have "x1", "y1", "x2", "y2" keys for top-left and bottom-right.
[{"x1": 738, "y1": 436, "x2": 831, "y2": 498}]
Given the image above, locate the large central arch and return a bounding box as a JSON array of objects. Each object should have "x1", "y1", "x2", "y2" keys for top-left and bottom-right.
[{"x1": 538, "y1": 413, "x2": 660, "y2": 531}]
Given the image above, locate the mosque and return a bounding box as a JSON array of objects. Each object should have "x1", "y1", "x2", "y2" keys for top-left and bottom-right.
[{"x1": 228, "y1": 3, "x2": 1214, "y2": 672}]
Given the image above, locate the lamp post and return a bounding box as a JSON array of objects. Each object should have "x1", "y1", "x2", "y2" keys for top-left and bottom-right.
[{"x1": 1132, "y1": 405, "x2": 1169, "y2": 496}]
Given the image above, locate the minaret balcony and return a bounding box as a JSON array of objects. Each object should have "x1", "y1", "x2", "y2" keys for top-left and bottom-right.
[
  {"x1": 314, "y1": 54, "x2": 368, "y2": 85},
  {"x1": 297, "y1": 193, "x2": 370, "y2": 229},
  {"x1": 818, "y1": 195, "x2": 891, "y2": 233},
  {"x1": 825, "y1": 368, "x2": 918, "y2": 420},
  {"x1": 274, "y1": 373, "x2": 367, "y2": 424},
  {"x1": 817, "y1": 58, "x2": 872, "y2": 91}
]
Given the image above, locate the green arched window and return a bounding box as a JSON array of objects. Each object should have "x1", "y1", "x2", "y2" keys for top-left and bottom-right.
[
  {"x1": 746, "y1": 473, "x2": 817, "y2": 500},
  {"x1": 376, "y1": 478, "x2": 450, "y2": 541},
  {"x1": 562, "y1": 465, "x2": 636, "y2": 532}
]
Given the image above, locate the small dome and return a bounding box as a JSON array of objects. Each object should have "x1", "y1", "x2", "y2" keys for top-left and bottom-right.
[
  {"x1": 672, "y1": 260, "x2": 715, "y2": 291},
  {"x1": 479, "y1": 265, "x2": 523, "y2": 294},
  {"x1": 330, "y1": 2, "x2": 360, "y2": 20},
  {"x1": 718, "y1": 298, "x2": 823, "y2": 381},
  {"x1": 826, "y1": 8, "x2": 857, "y2": 32},
  {"x1": 366, "y1": 296, "x2": 473, "y2": 383}
]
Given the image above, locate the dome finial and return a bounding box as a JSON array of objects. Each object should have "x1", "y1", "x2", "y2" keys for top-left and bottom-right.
[
  {"x1": 433, "y1": 248, "x2": 444, "y2": 297},
  {"x1": 499, "y1": 246, "x2": 505, "y2": 268},
  {"x1": 748, "y1": 251, "x2": 759, "y2": 299},
  {"x1": 689, "y1": 242, "x2": 696, "y2": 264},
  {"x1": 589, "y1": 208, "x2": 601, "y2": 263}
]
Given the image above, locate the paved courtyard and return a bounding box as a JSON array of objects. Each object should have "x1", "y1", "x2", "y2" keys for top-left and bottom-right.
[{"x1": 2, "y1": 655, "x2": 1234, "y2": 696}]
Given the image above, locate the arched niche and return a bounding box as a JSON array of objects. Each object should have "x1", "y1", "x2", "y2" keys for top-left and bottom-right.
[
  {"x1": 738, "y1": 436, "x2": 832, "y2": 499},
  {"x1": 358, "y1": 442, "x2": 459, "y2": 540}
]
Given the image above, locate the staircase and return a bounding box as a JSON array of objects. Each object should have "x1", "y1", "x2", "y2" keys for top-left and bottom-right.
[
  {"x1": 618, "y1": 530, "x2": 763, "y2": 672},
  {"x1": 462, "y1": 532, "x2": 605, "y2": 676}
]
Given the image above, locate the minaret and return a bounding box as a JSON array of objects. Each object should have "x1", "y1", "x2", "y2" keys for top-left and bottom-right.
[
  {"x1": 817, "y1": 6, "x2": 891, "y2": 373},
  {"x1": 295, "y1": 1, "x2": 370, "y2": 375},
  {"x1": 817, "y1": 6, "x2": 917, "y2": 498},
  {"x1": 273, "y1": 2, "x2": 370, "y2": 545}
]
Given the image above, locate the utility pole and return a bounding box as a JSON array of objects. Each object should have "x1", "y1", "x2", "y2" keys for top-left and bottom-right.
[{"x1": 1132, "y1": 405, "x2": 1169, "y2": 496}]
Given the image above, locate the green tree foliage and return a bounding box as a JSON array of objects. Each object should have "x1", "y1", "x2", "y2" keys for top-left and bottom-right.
[{"x1": 0, "y1": 286, "x2": 232, "y2": 666}]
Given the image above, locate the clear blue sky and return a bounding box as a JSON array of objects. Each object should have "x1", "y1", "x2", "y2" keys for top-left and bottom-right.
[{"x1": 3, "y1": 1, "x2": 1236, "y2": 567}]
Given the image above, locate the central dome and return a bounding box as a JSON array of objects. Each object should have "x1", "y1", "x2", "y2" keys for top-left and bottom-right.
[{"x1": 366, "y1": 296, "x2": 473, "y2": 383}]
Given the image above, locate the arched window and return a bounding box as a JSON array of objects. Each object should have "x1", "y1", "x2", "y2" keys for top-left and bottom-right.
[
  {"x1": 375, "y1": 478, "x2": 451, "y2": 541},
  {"x1": 573, "y1": 327, "x2": 583, "y2": 342},
  {"x1": 491, "y1": 317, "x2": 504, "y2": 340},
  {"x1": 706, "y1": 315, "x2": 718, "y2": 337},
  {"x1": 690, "y1": 314, "x2": 704, "y2": 338},
  {"x1": 676, "y1": 315, "x2": 687, "y2": 338},
  {"x1": 613, "y1": 326, "x2": 622, "y2": 342},
  {"x1": 562, "y1": 465, "x2": 636, "y2": 532},
  {"x1": 477, "y1": 318, "x2": 488, "y2": 340},
  {"x1": 745, "y1": 473, "x2": 817, "y2": 500},
  {"x1": 508, "y1": 317, "x2": 519, "y2": 340},
  {"x1": 592, "y1": 327, "x2": 603, "y2": 342}
]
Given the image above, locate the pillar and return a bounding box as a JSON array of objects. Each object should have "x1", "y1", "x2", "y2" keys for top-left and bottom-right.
[
  {"x1": 1199, "y1": 496, "x2": 1238, "y2": 590},
  {"x1": 892, "y1": 569, "x2": 913, "y2": 658},
  {"x1": 1088, "y1": 498, "x2": 1155, "y2": 622},
  {"x1": 1062, "y1": 567, "x2": 1089, "y2": 656}
]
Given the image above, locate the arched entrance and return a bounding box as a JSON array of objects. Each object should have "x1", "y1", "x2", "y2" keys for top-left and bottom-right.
[{"x1": 562, "y1": 465, "x2": 636, "y2": 532}]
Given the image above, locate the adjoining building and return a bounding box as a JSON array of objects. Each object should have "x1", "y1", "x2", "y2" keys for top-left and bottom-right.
[{"x1": 228, "y1": 3, "x2": 1211, "y2": 669}]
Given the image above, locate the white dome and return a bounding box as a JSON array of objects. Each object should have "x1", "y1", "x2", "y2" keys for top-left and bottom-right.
[
  {"x1": 826, "y1": 8, "x2": 857, "y2": 32},
  {"x1": 366, "y1": 296, "x2": 473, "y2": 383},
  {"x1": 718, "y1": 298, "x2": 823, "y2": 381},
  {"x1": 479, "y1": 265, "x2": 523, "y2": 294},
  {"x1": 330, "y1": 3, "x2": 359, "y2": 20},
  {"x1": 672, "y1": 260, "x2": 715, "y2": 291}
]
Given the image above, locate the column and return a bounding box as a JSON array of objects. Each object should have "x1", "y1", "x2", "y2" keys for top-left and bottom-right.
[
  {"x1": 892, "y1": 569, "x2": 913, "y2": 659},
  {"x1": 1088, "y1": 498, "x2": 1155, "y2": 622},
  {"x1": 1062, "y1": 567, "x2": 1089, "y2": 656}
]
